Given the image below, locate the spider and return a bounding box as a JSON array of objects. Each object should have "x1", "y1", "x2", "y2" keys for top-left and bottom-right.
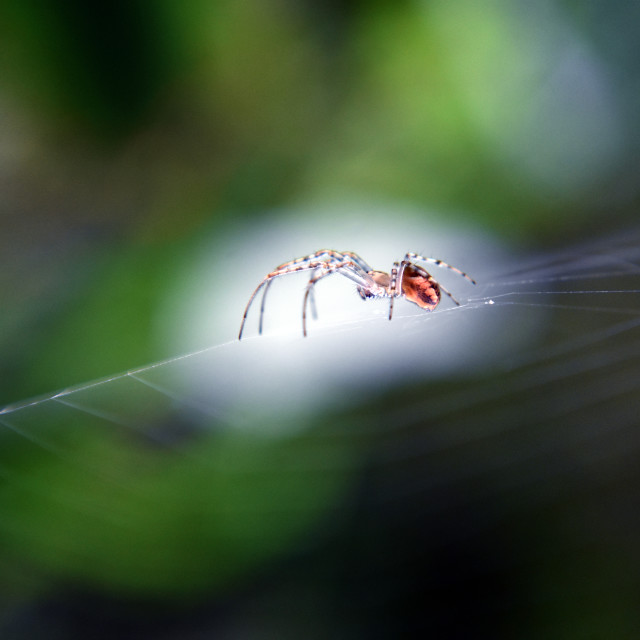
[{"x1": 238, "y1": 249, "x2": 476, "y2": 339}]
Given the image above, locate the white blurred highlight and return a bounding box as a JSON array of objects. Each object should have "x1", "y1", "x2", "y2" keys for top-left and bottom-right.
[{"x1": 156, "y1": 203, "x2": 540, "y2": 426}]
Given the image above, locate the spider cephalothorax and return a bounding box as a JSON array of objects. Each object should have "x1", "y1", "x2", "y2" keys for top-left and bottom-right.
[{"x1": 238, "y1": 250, "x2": 475, "y2": 339}]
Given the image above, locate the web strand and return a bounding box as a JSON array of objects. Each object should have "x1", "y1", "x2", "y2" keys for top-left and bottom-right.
[{"x1": 0, "y1": 227, "x2": 639, "y2": 491}]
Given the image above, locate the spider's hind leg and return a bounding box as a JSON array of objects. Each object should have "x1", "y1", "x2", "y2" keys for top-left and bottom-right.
[
  {"x1": 258, "y1": 279, "x2": 275, "y2": 335},
  {"x1": 307, "y1": 270, "x2": 319, "y2": 321},
  {"x1": 239, "y1": 277, "x2": 271, "y2": 340},
  {"x1": 302, "y1": 271, "x2": 326, "y2": 337}
]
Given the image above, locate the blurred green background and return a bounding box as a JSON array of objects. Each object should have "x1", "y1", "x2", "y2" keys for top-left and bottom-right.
[
  {"x1": 1, "y1": 1, "x2": 640, "y2": 637},
  {"x1": 2, "y1": 0, "x2": 639, "y2": 400}
]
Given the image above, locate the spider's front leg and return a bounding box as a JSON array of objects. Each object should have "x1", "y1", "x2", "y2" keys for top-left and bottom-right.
[
  {"x1": 388, "y1": 262, "x2": 400, "y2": 320},
  {"x1": 404, "y1": 253, "x2": 476, "y2": 286}
]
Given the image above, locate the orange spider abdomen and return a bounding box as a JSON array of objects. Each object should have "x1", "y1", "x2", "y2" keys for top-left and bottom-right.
[{"x1": 401, "y1": 266, "x2": 440, "y2": 310}]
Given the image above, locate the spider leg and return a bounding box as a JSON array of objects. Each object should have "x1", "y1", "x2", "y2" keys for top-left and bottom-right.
[
  {"x1": 239, "y1": 252, "x2": 379, "y2": 339},
  {"x1": 301, "y1": 261, "x2": 377, "y2": 336},
  {"x1": 302, "y1": 272, "x2": 328, "y2": 338},
  {"x1": 340, "y1": 251, "x2": 374, "y2": 274},
  {"x1": 433, "y1": 279, "x2": 460, "y2": 306},
  {"x1": 307, "y1": 270, "x2": 319, "y2": 321},
  {"x1": 270, "y1": 249, "x2": 350, "y2": 333},
  {"x1": 258, "y1": 268, "x2": 320, "y2": 334},
  {"x1": 263, "y1": 251, "x2": 350, "y2": 332},
  {"x1": 405, "y1": 253, "x2": 476, "y2": 285},
  {"x1": 239, "y1": 258, "x2": 341, "y2": 339},
  {"x1": 239, "y1": 277, "x2": 271, "y2": 340},
  {"x1": 258, "y1": 278, "x2": 274, "y2": 335},
  {"x1": 275, "y1": 250, "x2": 349, "y2": 273},
  {"x1": 400, "y1": 260, "x2": 461, "y2": 307},
  {"x1": 239, "y1": 253, "x2": 374, "y2": 339},
  {"x1": 388, "y1": 262, "x2": 400, "y2": 320}
]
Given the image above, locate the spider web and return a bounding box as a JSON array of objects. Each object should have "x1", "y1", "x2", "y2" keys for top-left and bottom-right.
[
  {"x1": 1, "y1": 222, "x2": 640, "y2": 635},
  {"x1": 3, "y1": 223, "x2": 639, "y2": 426},
  {"x1": 1, "y1": 224, "x2": 640, "y2": 472}
]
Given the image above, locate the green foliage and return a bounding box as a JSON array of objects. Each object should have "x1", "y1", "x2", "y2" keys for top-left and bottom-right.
[{"x1": 0, "y1": 407, "x2": 358, "y2": 595}]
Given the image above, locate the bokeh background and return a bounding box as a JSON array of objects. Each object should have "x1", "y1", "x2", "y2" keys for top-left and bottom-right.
[{"x1": 1, "y1": 1, "x2": 640, "y2": 637}]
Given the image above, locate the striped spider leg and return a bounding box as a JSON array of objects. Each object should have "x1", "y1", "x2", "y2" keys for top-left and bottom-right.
[
  {"x1": 387, "y1": 253, "x2": 477, "y2": 320},
  {"x1": 238, "y1": 250, "x2": 476, "y2": 339},
  {"x1": 238, "y1": 250, "x2": 380, "y2": 339},
  {"x1": 300, "y1": 257, "x2": 380, "y2": 337},
  {"x1": 257, "y1": 250, "x2": 375, "y2": 334}
]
